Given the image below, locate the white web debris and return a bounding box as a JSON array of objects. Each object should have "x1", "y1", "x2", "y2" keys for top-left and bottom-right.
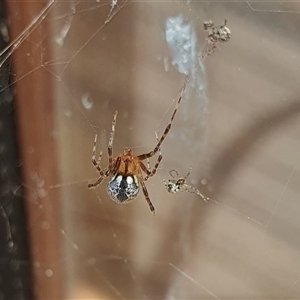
[
  {"x1": 165, "y1": 14, "x2": 197, "y2": 75},
  {"x1": 81, "y1": 93, "x2": 93, "y2": 110},
  {"x1": 0, "y1": 206, "x2": 14, "y2": 248},
  {"x1": 54, "y1": 12, "x2": 73, "y2": 46},
  {"x1": 164, "y1": 13, "x2": 207, "y2": 146},
  {"x1": 30, "y1": 172, "x2": 48, "y2": 200},
  {"x1": 45, "y1": 269, "x2": 53, "y2": 277},
  {"x1": 163, "y1": 57, "x2": 169, "y2": 72},
  {"x1": 0, "y1": 21, "x2": 9, "y2": 43}
]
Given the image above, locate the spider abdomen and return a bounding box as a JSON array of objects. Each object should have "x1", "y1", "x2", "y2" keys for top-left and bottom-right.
[
  {"x1": 107, "y1": 174, "x2": 139, "y2": 203},
  {"x1": 165, "y1": 180, "x2": 181, "y2": 194}
]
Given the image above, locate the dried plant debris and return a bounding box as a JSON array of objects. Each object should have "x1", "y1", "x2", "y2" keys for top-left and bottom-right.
[
  {"x1": 163, "y1": 168, "x2": 209, "y2": 203},
  {"x1": 200, "y1": 19, "x2": 231, "y2": 58}
]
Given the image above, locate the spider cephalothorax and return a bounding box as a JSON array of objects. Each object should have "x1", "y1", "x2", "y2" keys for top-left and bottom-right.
[{"x1": 88, "y1": 79, "x2": 188, "y2": 214}]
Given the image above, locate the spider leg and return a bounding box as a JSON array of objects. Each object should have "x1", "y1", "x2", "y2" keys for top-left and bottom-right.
[
  {"x1": 88, "y1": 176, "x2": 105, "y2": 188},
  {"x1": 108, "y1": 110, "x2": 118, "y2": 168},
  {"x1": 169, "y1": 169, "x2": 179, "y2": 178},
  {"x1": 137, "y1": 79, "x2": 188, "y2": 161},
  {"x1": 97, "y1": 151, "x2": 103, "y2": 164},
  {"x1": 143, "y1": 131, "x2": 163, "y2": 181},
  {"x1": 90, "y1": 134, "x2": 105, "y2": 176},
  {"x1": 207, "y1": 39, "x2": 217, "y2": 56},
  {"x1": 138, "y1": 174, "x2": 155, "y2": 215},
  {"x1": 146, "y1": 158, "x2": 150, "y2": 172},
  {"x1": 88, "y1": 134, "x2": 109, "y2": 189},
  {"x1": 140, "y1": 154, "x2": 162, "y2": 181},
  {"x1": 146, "y1": 130, "x2": 161, "y2": 173},
  {"x1": 146, "y1": 155, "x2": 156, "y2": 176},
  {"x1": 201, "y1": 39, "x2": 212, "y2": 58},
  {"x1": 183, "y1": 167, "x2": 192, "y2": 180},
  {"x1": 184, "y1": 184, "x2": 209, "y2": 202}
]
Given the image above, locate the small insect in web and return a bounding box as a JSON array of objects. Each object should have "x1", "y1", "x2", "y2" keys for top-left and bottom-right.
[
  {"x1": 88, "y1": 79, "x2": 189, "y2": 215},
  {"x1": 200, "y1": 19, "x2": 231, "y2": 58},
  {"x1": 163, "y1": 167, "x2": 209, "y2": 203}
]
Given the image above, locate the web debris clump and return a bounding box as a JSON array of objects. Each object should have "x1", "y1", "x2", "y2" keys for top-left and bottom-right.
[
  {"x1": 200, "y1": 19, "x2": 231, "y2": 59},
  {"x1": 163, "y1": 168, "x2": 209, "y2": 203}
]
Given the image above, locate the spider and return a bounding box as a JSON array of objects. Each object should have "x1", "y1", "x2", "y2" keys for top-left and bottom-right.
[
  {"x1": 200, "y1": 19, "x2": 231, "y2": 58},
  {"x1": 88, "y1": 80, "x2": 188, "y2": 215},
  {"x1": 163, "y1": 167, "x2": 209, "y2": 203}
]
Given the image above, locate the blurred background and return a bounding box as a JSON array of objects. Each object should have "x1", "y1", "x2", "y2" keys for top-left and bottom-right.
[{"x1": 2, "y1": 0, "x2": 300, "y2": 299}]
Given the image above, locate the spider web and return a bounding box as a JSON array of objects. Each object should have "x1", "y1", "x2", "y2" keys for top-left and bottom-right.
[{"x1": 1, "y1": 0, "x2": 300, "y2": 299}]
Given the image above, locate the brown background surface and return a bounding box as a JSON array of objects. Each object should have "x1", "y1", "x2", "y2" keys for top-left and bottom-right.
[{"x1": 9, "y1": 1, "x2": 300, "y2": 299}]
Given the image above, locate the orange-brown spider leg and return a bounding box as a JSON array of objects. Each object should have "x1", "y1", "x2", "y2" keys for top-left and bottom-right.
[
  {"x1": 140, "y1": 156, "x2": 162, "y2": 181},
  {"x1": 138, "y1": 174, "x2": 155, "y2": 215},
  {"x1": 146, "y1": 131, "x2": 161, "y2": 173},
  {"x1": 108, "y1": 110, "x2": 118, "y2": 169},
  {"x1": 88, "y1": 176, "x2": 105, "y2": 188},
  {"x1": 137, "y1": 80, "x2": 188, "y2": 161},
  {"x1": 88, "y1": 134, "x2": 106, "y2": 188},
  {"x1": 143, "y1": 131, "x2": 163, "y2": 181}
]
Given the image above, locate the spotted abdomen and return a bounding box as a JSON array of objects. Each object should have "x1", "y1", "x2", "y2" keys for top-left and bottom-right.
[{"x1": 107, "y1": 174, "x2": 139, "y2": 203}]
